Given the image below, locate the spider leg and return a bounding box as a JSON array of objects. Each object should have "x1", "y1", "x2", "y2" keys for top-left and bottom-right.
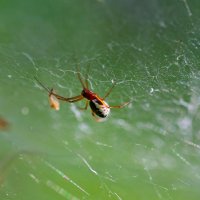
[
  {"x1": 103, "y1": 82, "x2": 117, "y2": 100},
  {"x1": 76, "y1": 67, "x2": 87, "y2": 89},
  {"x1": 84, "y1": 64, "x2": 91, "y2": 89},
  {"x1": 35, "y1": 76, "x2": 84, "y2": 103},
  {"x1": 49, "y1": 88, "x2": 54, "y2": 96},
  {"x1": 78, "y1": 100, "x2": 89, "y2": 110},
  {"x1": 51, "y1": 92, "x2": 83, "y2": 102},
  {"x1": 85, "y1": 74, "x2": 89, "y2": 89},
  {"x1": 67, "y1": 96, "x2": 84, "y2": 103},
  {"x1": 109, "y1": 101, "x2": 130, "y2": 109},
  {"x1": 34, "y1": 76, "x2": 51, "y2": 93}
]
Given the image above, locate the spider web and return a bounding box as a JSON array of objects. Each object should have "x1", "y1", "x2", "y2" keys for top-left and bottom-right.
[{"x1": 0, "y1": 0, "x2": 200, "y2": 200}]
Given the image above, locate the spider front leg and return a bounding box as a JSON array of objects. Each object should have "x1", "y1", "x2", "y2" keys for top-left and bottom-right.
[
  {"x1": 51, "y1": 92, "x2": 84, "y2": 103},
  {"x1": 103, "y1": 82, "x2": 117, "y2": 100},
  {"x1": 67, "y1": 97, "x2": 85, "y2": 103},
  {"x1": 76, "y1": 65, "x2": 90, "y2": 89}
]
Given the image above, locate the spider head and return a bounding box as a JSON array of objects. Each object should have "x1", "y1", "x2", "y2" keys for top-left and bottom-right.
[{"x1": 81, "y1": 88, "x2": 96, "y2": 100}]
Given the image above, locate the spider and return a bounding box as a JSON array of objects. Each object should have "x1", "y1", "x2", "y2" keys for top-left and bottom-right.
[{"x1": 35, "y1": 70, "x2": 130, "y2": 122}]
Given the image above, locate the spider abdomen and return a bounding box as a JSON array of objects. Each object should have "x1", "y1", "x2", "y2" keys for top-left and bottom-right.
[{"x1": 89, "y1": 99, "x2": 110, "y2": 118}]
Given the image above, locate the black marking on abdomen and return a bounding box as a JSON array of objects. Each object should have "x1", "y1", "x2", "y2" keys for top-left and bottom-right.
[{"x1": 89, "y1": 101, "x2": 107, "y2": 118}]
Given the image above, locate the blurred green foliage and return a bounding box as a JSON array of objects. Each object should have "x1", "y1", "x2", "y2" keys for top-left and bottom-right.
[{"x1": 0, "y1": 0, "x2": 200, "y2": 199}]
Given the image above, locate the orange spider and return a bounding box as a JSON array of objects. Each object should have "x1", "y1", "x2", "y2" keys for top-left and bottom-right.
[{"x1": 35, "y1": 70, "x2": 129, "y2": 121}]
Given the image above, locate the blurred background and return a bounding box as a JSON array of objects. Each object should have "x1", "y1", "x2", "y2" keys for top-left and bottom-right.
[{"x1": 0, "y1": 0, "x2": 200, "y2": 199}]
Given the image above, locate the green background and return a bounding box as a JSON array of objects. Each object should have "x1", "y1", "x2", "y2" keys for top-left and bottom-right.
[{"x1": 0, "y1": 0, "x2": 200, "y2": 199}]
